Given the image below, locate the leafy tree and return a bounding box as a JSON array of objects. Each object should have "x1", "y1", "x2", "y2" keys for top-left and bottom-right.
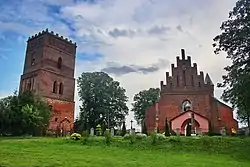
[
  {"x1": 213, "y1": 0, "x2": 250, "y2": 130},
  {"x1": 165, "y1": 118, "x2": 170, "y2": 136},
  {"x1": 132, "y1": 88, "x2": 160, "y2": 125},
  {"x1": 0, "y1": 91, "x2": 51, "y2": 136},
  {"x1": 77, "y1": 72, "x2": 129, "y2": 131}
]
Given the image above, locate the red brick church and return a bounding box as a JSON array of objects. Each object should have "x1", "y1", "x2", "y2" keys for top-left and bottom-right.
[
  {"x1": 19, "y1": 29, "x2": 76, "y2": 133},
  {"x1": 145, "y1": 49, "x2": 238, "y2": 135}
]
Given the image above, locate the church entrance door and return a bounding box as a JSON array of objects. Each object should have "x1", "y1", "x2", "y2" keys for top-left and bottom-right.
[{"x1": 186, "y1": 124, "x2": 192, "y2": 136}]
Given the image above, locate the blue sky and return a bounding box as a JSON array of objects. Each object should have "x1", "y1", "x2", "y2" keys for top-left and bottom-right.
[{"x1": 0, "y1": 0, "x2": 240, "y2": 127}]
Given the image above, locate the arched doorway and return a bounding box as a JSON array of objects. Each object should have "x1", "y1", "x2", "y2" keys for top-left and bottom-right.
[
  {"x1": 181, "y1": 118, "x2": 200, "y2": 136},
  {"x1": 59, "y1": 117, "x2": 71, "y2": 136}
]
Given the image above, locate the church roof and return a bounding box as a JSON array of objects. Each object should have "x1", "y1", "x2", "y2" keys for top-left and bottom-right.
[
  {"x1": 169, "y1": 110, "x2": 209, "y2": 122},
  {"x1": 213, "y1": 97, "x2": 233, "y2": 110},
  {"x1": 205, "y1": 73, "x2": 214, "y2": 85}
]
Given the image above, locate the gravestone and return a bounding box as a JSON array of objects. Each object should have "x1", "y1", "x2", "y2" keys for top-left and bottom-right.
[
  {"x1": 130, "y1": 128, "x2": 135, "y2": 135},
  {"x1": 197, "y1": 128, "x2": 202, "y2": 135},
  {"x1": 176, "y1": 128, "x2": 180, "y2": 136},
  {"x1": 111, "y1": 128, "x2": 114, "y2": 137},
  {"x1": 220, "y1": 127, "x2": 226, "y2": 136},
  {"x1": 245, "y1": 128, "x2": 250, "y2": 136},
  {"x1": 90, "y1": 128, "x2": 94, "y2": 136}
]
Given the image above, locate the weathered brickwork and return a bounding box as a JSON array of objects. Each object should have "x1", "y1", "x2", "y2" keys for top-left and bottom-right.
[
  {"x1": 19, "y1": 29, "x2": 76, "y2": 132},
  {"x1": 145, "y1": 49, "x2": 238, "y2": 135}
]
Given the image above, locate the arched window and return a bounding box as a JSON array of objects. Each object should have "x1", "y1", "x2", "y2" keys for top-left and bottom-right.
[
  {"x1": 57, "y1": 57, "x2": 62, "y2": 69},
  {"x1": 59, "y1": 82, "x2": 63, "y2": 95},
  {"x1": 53, "y1": 81, "x2": 57, "y2": 93},
  {"x1": 181, "y1": 100, "x2": 192, "y2": 112}
]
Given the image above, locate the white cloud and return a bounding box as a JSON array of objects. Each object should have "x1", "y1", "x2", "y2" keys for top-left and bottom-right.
[
  {"x1": 1, "y1": 0, "x2": 240, "y2": 129},
  {"x1": 59, "y1": 0, "x2": 238, "y2": 128}
]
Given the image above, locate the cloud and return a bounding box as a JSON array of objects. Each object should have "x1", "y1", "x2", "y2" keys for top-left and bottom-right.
[
  {"x1": 101, "y1": 59, "x2": 169, "y2": 76},
  {"x1": 108, "y1": 28, "x2": 137, "y2": 38},
  {"x1": 0, "y1": 0, "x2": 240, "y2": 129},
  {"x1": 147, "y1": 25, "x2": 171, "y2": 35}
]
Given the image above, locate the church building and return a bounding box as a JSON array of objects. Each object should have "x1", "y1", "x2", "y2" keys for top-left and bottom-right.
[
  {"x1": 145, "y1": 49, "x2": 238, "y2": 135},
  {"x1": 19, "y1": 29, "x2": 76, "y2": 133}
]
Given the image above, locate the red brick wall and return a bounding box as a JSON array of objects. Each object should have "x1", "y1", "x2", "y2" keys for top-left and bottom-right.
[
  {"x1": 46, "y1": 98, "x2": 74, "y2": 132},
  {"x1": 146, "y1": 93, "x2": 213, "y2": 133},
  {"x1": 217, "y1": 102, "x2": 238, "y2": 134}
]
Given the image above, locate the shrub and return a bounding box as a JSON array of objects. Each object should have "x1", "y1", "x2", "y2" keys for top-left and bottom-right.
[
  {"x1": 156, "y1": 133, "x2": 166, "y2": 140},
  {"x1": 123, "y1": 134, "x2": 130, "y2": 140},
  {"x1": 70, "y1": 133, "x2": 81, "y2": 140},
  {"x1": 123, "y1": 133, "x2": 136, "y2": 144},
  {"x1": 135, "y1": 133, "x2": 147, "y2": 140},
  {"x1": 169, "y1": 136, "x2": 180, "y2": 143},
  {"x1": 150, "y1": 132, "x2": 157, "y2": 145},
  {"x1": 81, "y1": 130, "x2": 89, "y2": 145},
  {"x1": 104, "y1": 129, "x2": 112, "y2": 146}
]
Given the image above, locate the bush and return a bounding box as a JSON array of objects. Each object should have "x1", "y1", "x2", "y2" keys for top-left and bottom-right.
[
  {"x1": 135, "y1": 133, "x2": 147, "y2": 140},
  {"x1": 81, "y1": 130, "x2": 89, "y2": 144},
  {"x1": 104, "y1": 129, "x2": 112, "y2": 146},
  {"x1": 123, "y1": 134, "x2": 130, "y2": 140},
  {"x1": 150, "y1": 132, "x2": 157, "y2": 145},
  {"x1": 70, "y1": 133, "x2": 81, "y2": 140},
  {"x1": 169, "y1": 136, "x2": 181, "y2": 143},
  {"x1": 123, "y1": 133, "x2": 136, "y2": 144},
  {"x1": 156, "y1": 133, "x2": 166, "y2": 140}
]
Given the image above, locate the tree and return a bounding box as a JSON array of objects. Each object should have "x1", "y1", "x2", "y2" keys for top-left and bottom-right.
[
  {"x1": 0, "y1": 91, "x2": 51, "y2": 136},
  {"x1": 213, "y1": 0, "x2": 250, "y2": 131},
  {"x1": 77, "y1": 72, "x2": 129, "y2": 131},
  {"x1": 132, "y1": 88, "x2": 160, "y2": 125},
  {"x1": 165, "y1": 118, "x2": 170, "y2": 136}
]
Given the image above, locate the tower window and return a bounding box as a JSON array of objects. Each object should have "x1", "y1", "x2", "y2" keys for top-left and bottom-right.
[
  {"x1": 59, "y1": 82, "x2": 63, "y2": 95},
  {"x1": 31, "y1": 58, "x2": 35, "y2": 66},
  {"x1": 198, "y1": 82, "x2": 201, "y2": 87},
  {"x1": 53, "y1": 81, "x2": 57, "y2": 93},
  {"x1": 55, "y1": 118, "x2": 58, "y2": 122},
  {"x1": 57, "y1": 57, "x2": 62, "y2": 69}
]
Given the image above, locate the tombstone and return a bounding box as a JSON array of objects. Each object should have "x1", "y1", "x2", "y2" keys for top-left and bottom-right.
[
  {"x1": 90, "y1": 128, "x2": 94, "y2": 136},
  {"x1": 130, "y1": 128, "x2": 135, "y2": 135},
  {"x1": 176, "y1": 128, "x2": 180, "y2": 136},
  {"x1": 111, "y1": 128, "x2": 114, "y2": 137},
  {"x1": 197, "y1": 128, "x2": 202, "y2": 135},
  {"x1": 245, "y1": 128, "x2": 250, "y2": 136},
  {"x1": 220, "y1": 127, "x2": 226, "y2": 136},
  {"x1": 154, "y1": 127, "x2": 158, "y2": 133}
]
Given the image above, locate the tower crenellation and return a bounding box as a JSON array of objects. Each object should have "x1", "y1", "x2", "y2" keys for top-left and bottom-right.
[{"x1": 27, "y1": 28, "x2": 77, "y2": 46}]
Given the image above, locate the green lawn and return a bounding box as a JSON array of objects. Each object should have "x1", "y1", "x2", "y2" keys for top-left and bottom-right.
[{"x1": 0, "y1": 137, "x2": 249, "y2": 167}]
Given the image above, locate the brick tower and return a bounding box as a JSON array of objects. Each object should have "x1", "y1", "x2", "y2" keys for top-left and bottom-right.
[{"x1": 19, "y1": 29, "x2": 77, "y2": 133}]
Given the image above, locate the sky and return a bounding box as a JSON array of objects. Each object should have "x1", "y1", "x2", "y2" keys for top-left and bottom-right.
[{"x1": 0, "y1": 0, "x2": 240, "y2": 129}]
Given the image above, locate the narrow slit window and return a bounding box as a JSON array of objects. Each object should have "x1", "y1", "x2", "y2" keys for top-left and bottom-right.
[
  {"x1": 53, "y1": 81, "x2": 57, "y2": 93},
  {"x1": 183, "y1": 70, "x2": 186, "y2": 86},
  {"x1": 191, "y1": 75, "x2": 194, "y2": 86},
  {"x1": 177, "y1": 75, "x2": 179, "y2": 87},
  {"x1": 57, "y1": 57, "x2": 62, "y2": 69},
  {"x1": 59, "y1": 82, "x2": 63, "y2": 95}
]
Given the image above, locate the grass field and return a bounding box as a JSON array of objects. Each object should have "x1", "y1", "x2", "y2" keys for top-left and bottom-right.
[{"x1": 0, "y1": 136, "x2": 250, "y2": 167}]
